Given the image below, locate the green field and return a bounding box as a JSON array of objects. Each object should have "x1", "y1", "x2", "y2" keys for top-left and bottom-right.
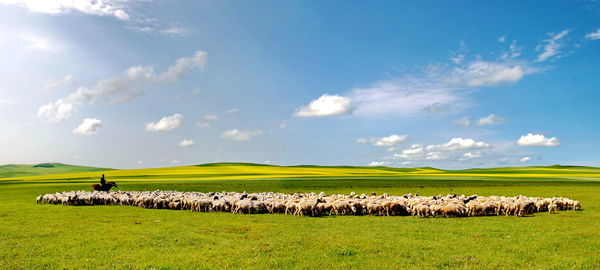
[
  {"x1": 1, "y1": 163, "x2": 600, "y2": 269},
  {"x1": 0, "y1": 163, "x2": 112, "y2": 179}
]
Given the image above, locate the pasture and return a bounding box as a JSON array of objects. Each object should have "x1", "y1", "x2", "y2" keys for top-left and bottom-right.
[{"x1": 1, "y1": 163, "x2": 600, "y2": 269}]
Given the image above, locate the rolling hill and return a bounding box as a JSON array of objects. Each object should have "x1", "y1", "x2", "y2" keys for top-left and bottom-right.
[
  {"x1": 0, "y1": 163, "x2": 113, "y2": 178},
  {"x1": 1, "y1": 162, "x2": 600, "y2": 182}
]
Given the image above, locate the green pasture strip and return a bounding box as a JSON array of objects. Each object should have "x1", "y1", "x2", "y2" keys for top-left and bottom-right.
[
  {"x1": 2, "y1": 163, "x2": 600, "y2": 183},
  {"x1": 10, "y1": 177, "x2": 600, "y2": 198},
  {"x1": 4, "y1": 174, "x2": 600, "y2": 187},
  {"x1": 3, "y1": 172, "x2": 600, "y2": 183}
]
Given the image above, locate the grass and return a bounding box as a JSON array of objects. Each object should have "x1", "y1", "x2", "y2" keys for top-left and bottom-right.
[
  {"x1": 1, "y1": 163, "x2": 600, "y2": 269},
  {"x1": 0, "y1": 163, "x2": 112, "y2": 178}
]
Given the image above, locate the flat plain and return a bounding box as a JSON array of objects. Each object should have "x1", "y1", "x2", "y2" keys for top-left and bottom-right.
[{"x1": 1, "y1": 163, "x2": 599, "y2": 269}]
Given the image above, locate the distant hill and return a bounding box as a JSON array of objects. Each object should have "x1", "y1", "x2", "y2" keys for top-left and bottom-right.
[
  {"x1": 2, "y1": 162, "x2": 600, "y2": 182},
  {"x1": 0, "y1": 163, "x2": 113, "y2": 178}
]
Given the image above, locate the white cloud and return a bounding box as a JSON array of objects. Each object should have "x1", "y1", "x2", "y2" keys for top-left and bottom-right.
[
  {"x1": 394, "y1": 139, "x2": 490, "y2": 162},
  {"x1": 536, "y1": 29, "x2": 571, "y2": 62},
  {"x1": 37, "y1": 99, "x2": 74, "y2": 122},
  {"x1": 446, "y1": 61, "x2": 530, "y2": 87},
  {"x1": 498, "y1": 35, "x2": 506, "y2": 43},
  {"x1": 517, "y1": 133, "x2": 560, "y2": 147},
  {"x1": 460, "y1": 152, "x2": 482, "y2": 161},
  {"x1": 476, "y1": 114, "x2": 506, "y2": 126},
  {"x1": 137, "y1": 160, "x2": 143, "y2": 164},
  {"x1": 130, "y1": 26, "x2": 188, "y2": 36},
  {"x1": 0, "y1": 0, "x2": 130, "y2": 20},
  {"x1": 195, "y1": 114, "x2": 219, "y2": 128},
  {"x1": 453, "y1": 116, "x2": 471, "y2": 127},
  {"x1": 226, "y1": 108, "x2": 239, "y2": 114},
  {"x1": 369, "y1": 161, "x2": 389, "y2": 166},
  {"x1": 67, "y1": 65, "x2": 156, "y2": 104},
  {"x1": 72, "y1": 118, "x2": 102, "y2": 135},
  {"x1": 374, "y1": 135, "x2": 407, "y2": 146},
  {"x1": 294, "y1": 94, "x2": 353, "y2": 117},
  {"x1": 422, "y1": 102, "x2": 452, "y2": 114},
  {"x1": 400, "y1": 161, "x2": 413, "y2": 165},
  {"x1": 393, "y1": 144, "x2": 425, "y2": 160},
  {"x1": 586, "y1": 29, "x2": 600, "y2": 40},
  {"x1": 160, "y1": 27, "x2": 188, "y2": 35},
  {"x1": 356, "y1": 134, "x2": 407, "y2": 147},
  {"x1": 348, "y1": 60, "x2": 534, "y2": 117},
  {"x1": 171, "y1": 160, "x2": 181, "y2": 164},
  {"x1": 178, "y1": 139, "x2": 195, "y2": 147},
  {"x1": 145, "y1": 113, "x2": 183, "y2": 132},
  {"x1": 349, "y1": 80, "x2": 458, "y2": 117},
  {"x1": 426, "y1": 152, "x2": 446, "y2": 160},
  {"x1": 310, "y1": 41, "x2": 539, "y2": 118},
  {"x1": 38, "y1": 75, "x2": 77, "y2": 92},
  {"x1": 158, "y1": 51, "x2": 208, "y2": 83},
  {"x1": 426, "y1": 138, "x2": 491, "y2": 152},
  {"x1": 520, "y1": 156, "x2": 531, "y2": 162},
  {"x1": 129, "y1": 26, "x2": 154, "y2": 33},
  {"x1": 220, "y1": 129, "x2": 262, "y2": 141},
  {"x1": 38, "y1": 51, "x2": 207, "y2": 122},
  {"x1": 453, "y1": 114, "x2": 506, "y2": 127},
  {"x1": 502, "y1": 41, "x2": 522, "y2": 60},
  {"x1": 401, "y1": 144, "x2": 424, "y2": 155}
]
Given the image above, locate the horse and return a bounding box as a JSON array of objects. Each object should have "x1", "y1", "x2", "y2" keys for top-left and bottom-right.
[{"x1": 92, "y1": 181, "x2": 119, "y2": 191}]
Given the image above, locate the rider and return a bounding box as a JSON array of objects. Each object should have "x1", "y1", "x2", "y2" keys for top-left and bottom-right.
[{"x1": 100, "y1": 174, "x2": 106, "y2": 187}]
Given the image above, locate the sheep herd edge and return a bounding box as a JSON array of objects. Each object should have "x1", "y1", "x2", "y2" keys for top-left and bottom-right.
[{"x1": 37, "y1": 190, "x2": 581, "y2": 217}]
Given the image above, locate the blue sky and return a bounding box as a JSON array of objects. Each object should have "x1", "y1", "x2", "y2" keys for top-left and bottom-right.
[{"x1": 0, "y1": 0, "x2": 599, "y2": 169}]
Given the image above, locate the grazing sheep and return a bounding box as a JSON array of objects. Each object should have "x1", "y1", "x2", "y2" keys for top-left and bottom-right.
[
  {"x1": 573, "y1": 200, "x2": 582, "y2": 211},
  {"x1": 35, "y1": 190, "x2": 580, "y2": 218}
]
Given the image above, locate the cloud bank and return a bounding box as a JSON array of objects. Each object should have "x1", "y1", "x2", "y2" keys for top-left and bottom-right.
[
  {"x1": 38, "y1": 51, "x2": 207, "y2": 122},
  {"x1": 0, "y1": 0, "x2": 130, "y2": 20}
]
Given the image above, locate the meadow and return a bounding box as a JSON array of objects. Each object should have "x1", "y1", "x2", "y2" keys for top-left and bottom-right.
[{"x1": 1, "y1": 163, "x2": 600, "y2": 269}]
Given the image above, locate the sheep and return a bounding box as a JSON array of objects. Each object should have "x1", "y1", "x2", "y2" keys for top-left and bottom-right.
[
  {"x1": 366, "y1": 201, "x2": 383, "y2": 216},
  {"x1": 412, "y1": 204, "x2": 430, "y2": 217},
  {"x1": 295, "y1": 199, "x2": 320, "y2": 216},
  {"x1": 573, "y1": 200, "x2": 581, "y2": 211},
  {"x1": 441, "y1": 203, "x2": 466, "y2": 218},
  {"x1": 35, "y1": 190, "x2": 581, "y2": 218},
  {"x1": 548, "y1": 203, "x2": 559, "y2": 213}
]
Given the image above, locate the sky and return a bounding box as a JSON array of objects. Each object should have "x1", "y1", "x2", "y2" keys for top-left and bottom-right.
[{"x1": 0, "y1": 0, "x2": 599, "y2": 169}]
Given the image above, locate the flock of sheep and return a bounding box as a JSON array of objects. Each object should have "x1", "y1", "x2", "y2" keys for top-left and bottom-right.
[{"x1": 37, "y1": 190, "x2": 581, "y2": 217}]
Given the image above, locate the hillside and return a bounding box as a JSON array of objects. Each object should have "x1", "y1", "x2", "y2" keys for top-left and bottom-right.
[
  {"x1": 0, "y1": 163, "x2": 113, "y2": 178},
  {"x1": 2, "y1": 162, "x2": 600, "y2": 182}
]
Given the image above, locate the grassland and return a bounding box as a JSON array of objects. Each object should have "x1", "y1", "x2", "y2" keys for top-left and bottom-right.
[
  {"x1": 0, "y1": 163, "x2": 112, "y2": 178},
  {"x1": 1, "y1": 163, "x2": 600, "y2": 269}
]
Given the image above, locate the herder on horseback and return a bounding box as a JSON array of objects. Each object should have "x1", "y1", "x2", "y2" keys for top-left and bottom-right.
[{"x1": 92, "y1": 174, "x2": 118, "y2": 191}]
